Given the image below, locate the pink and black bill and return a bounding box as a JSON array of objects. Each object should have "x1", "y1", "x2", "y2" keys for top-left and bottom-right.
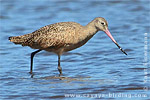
[{"x1": 104, "y1": 29, "x2": 127, "y2": 55}]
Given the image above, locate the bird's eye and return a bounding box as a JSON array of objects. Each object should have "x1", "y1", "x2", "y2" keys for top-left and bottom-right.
[{"x1": 101, "y1": 22, "x2": 105, "y2": 25}]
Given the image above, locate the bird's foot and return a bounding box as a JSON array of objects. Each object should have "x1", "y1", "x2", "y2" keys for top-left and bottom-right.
[
  {"x1": 29, "y1": 71, "x2": 32, "y2": 74},
  {"x1": 58, "y1": 70, "x2": 62, "y2": 77},
  {"x1": 58, "y1": 66, "x2": 62, "y2": 77},
  {"x1": 29, "y1": 71, "x2": 34, "y2": 78}
]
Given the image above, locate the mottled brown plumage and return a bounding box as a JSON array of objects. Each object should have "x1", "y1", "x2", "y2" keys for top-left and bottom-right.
[
  {"x1": 9, "y1": 17, "x2": 127, "y2": 76},
  {"x1": 9, "y1": 17, "x2": 107, "y2": 54}
]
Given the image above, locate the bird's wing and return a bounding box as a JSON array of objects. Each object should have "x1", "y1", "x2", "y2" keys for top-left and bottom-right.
[{"x1": 23, "y1": 22, "x2": 80, "y2": 49}]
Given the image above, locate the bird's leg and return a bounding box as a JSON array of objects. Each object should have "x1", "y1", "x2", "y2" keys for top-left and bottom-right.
[
  {"x1": 30, "y1": 49, "x2": 42, "y2": 74},
  {"x1": 58, "y1": 55, "x2": 62, "y2": 76}
]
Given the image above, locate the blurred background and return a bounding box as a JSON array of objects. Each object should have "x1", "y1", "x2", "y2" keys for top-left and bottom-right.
[{"x1": 0, "y1": 0, "x2": 150, "y2": 100}]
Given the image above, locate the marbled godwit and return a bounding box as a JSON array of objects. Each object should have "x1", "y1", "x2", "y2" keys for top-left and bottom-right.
[{"x1": 9, "y1": 17, "x2": 127, "y2": 75}]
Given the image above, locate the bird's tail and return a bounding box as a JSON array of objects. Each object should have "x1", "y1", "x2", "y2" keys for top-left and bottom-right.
[{"x1": 9, "y1": 36, "x2": 25, "y2": 44}]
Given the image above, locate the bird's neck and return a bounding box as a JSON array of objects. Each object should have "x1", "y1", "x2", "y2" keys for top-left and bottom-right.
[
  {"x1": 83, "y1": 21, "x2": 98, "y2": 36},
  {"x1": 75, "y1": 22, "x2": 98, "y2": 45}
]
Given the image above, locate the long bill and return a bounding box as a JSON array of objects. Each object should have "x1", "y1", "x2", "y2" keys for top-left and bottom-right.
[{"x1": 104, "y1": 29, "x2": 127, "y2": 55}]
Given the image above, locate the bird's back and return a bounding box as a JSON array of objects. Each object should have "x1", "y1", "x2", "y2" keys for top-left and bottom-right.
[{"x1": 9, "y1": 22, "x2": 83, "y2": 50}]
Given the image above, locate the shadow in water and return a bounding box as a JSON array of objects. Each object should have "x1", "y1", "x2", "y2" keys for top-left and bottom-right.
[
  {"x1": 37, "y1": 76, "x2": 117, "y2": 85},
  {"x1": 40, "y1": 76, "x2": 91, "y2": 81},
  {"x1": 29, "y1": 72, "x2": 117, "y2": 84}
]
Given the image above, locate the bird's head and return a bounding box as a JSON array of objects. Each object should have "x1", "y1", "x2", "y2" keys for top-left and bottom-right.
[
  {"x1": 93, "y1": 17, "x2": 127, "y2": 55},
  {"x1": 94, "y1": 17, "x2": 108, "y2": 32},
  {"x1": 94, "y1": 17, "x2": 117, "y2": 45}
]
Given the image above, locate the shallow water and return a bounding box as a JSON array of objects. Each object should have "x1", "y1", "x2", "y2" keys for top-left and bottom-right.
[{"x1": 0, "y1": 0, "x2": 150, "y2": 100}]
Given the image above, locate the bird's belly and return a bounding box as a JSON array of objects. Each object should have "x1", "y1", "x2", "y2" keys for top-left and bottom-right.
[
  {"x1": 64, "y1": 40, "x2": 88, "y2": 52},
  {"x1": 64, "y1": 44, "x2": 81, "y2": 52},
  {"x1": 43, "y1": 42, "x2": 85, "y2": 54},
  {"x1": 64, "y1": 34, "x2": 95, "y2": 52},
  {"x1": 44, "y1": 34, "x2": 95, "y2": 54}
]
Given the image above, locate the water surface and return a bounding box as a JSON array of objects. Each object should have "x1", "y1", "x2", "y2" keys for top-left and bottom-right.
[{"x1": 0, "y1": 0, "x2": 150, "y2": 100}]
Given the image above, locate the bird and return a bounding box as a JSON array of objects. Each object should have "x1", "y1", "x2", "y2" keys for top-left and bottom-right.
[{"x1": 9, "y1": 17, "x2": 127, "y2": 76}]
